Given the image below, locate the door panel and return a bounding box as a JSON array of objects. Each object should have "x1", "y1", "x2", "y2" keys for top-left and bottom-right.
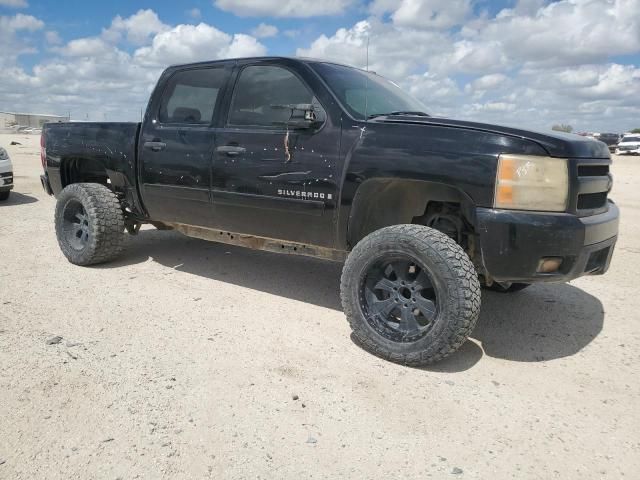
[
  {"x1": 141, "y1": 127, "x2": 215, "y2": 224},
  {"x1": 211, "y1": 64, "x2": 341, "y2": 247},
  {"x1": 139, "y1": 66, "x2": 231, "y2": 226}
]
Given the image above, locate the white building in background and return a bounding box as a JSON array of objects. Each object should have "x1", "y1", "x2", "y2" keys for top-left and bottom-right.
[{"x1": 0, "y1": 111, "x2": 69, "y2": 130}]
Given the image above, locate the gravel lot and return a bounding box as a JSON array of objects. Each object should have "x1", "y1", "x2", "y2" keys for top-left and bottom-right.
[{"x1": 1, "y1": 132, "x2": 638, "y2": 479}]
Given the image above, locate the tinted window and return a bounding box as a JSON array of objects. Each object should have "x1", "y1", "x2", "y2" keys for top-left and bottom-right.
[
  {"x1": 159, "y1": 68, "x2": 228, "y2": 124},
  {"x1": 311, "y1": 62, "x2": 429, "y2": 120},
  {"x1": 228, "y1": 66, "x2": 314, "y2": 127}
]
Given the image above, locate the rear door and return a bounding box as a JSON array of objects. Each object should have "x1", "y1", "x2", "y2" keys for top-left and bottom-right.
[
  {"x1": 211, "y1": 61, "x2": 341, "y2": 247},
  {"x1": 139, "y1": 64, "x2": 232, "y2": 226}
]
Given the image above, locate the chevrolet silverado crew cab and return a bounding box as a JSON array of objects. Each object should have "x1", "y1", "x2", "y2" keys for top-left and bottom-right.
[{"x1": 40, "y1": 57, "x2": 619, "y2": 365}]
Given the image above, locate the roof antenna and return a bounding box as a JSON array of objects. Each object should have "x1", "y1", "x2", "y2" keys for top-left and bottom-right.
[
  {"x1": 364, "y1": 34, "x2": 370, "y2": 124},
  {"x1": 366, "y1": 33, "x2": 370, "y2": 72}
]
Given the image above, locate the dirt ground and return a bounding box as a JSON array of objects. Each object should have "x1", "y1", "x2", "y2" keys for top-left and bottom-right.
[{"x1": 0, "y1": 132, "x2": 638, "y2": 479}]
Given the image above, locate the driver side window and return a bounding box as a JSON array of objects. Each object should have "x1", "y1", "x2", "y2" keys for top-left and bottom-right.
[{"x1": 228, "y1": 65, "x2": 315, "y2": 127}]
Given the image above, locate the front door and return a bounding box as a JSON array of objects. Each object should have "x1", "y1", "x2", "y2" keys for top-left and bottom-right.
[
  {"x1": 139, "y1": 65, "x2": 232, "y2": 226},
  {"x1": 211, "y1": 63, "x2": 341, "y2": 247}
]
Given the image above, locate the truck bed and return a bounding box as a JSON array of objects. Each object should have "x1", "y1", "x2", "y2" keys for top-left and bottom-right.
[{"x1": 44, "y1": 122, "x2": 143, "y2": 214}]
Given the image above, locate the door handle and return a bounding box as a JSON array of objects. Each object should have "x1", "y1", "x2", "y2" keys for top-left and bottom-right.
[
  {"x1": 144, "y1": 141, "x2": 166, "y2": 152},
  {"x1": 216, "y1": 145, "x2": 246, "y2": 156}
]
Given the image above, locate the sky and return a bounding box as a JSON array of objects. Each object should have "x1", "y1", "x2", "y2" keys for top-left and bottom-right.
[{"x1": 0, "y1": 0, "x2": 638, "y2": 132}]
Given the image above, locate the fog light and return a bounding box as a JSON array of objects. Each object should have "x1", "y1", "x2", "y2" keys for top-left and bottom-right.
[{"x1": 537, "y1": 257, "x2": 563, "y2": 273}]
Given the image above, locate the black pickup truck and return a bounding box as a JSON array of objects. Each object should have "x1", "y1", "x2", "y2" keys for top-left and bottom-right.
[{"x1": 41, "y1": 56, "x2": 619, "y2": 365}]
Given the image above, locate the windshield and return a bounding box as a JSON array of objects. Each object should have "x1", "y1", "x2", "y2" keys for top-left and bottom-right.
[
  {"x1": 311, "y1": 62, "x2": 429, "y2": 120},
  {"x1": 622, "y1": 136, "x2": 640, "y2": 142},
  {"x1": 598, "y1": 134, "x2": 618, "y2": 142}
]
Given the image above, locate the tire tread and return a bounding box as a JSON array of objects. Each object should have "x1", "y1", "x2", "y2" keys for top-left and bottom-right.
[
  {"x1": 54, "y1": 183, "x2": 125, "y2": 265},
  {"x1": 340, "y1": 224, "x2": 481, "y2": 366}
]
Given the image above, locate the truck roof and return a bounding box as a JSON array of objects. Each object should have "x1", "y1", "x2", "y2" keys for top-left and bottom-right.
[{"x1": 167, "y1": 56, "x2": 359, "y2": 71}]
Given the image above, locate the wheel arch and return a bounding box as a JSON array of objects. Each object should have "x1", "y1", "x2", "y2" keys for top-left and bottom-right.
[
  {"x1": 59, "y1": 157, "x2": 127, "y2": 189},
  {"x1": 346, "y1": 178, "x2": 477, "y2": 248}
]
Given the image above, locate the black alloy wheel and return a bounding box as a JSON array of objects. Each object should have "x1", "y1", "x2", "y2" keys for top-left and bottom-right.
[
  {"x1": 62, "y1": 199, "x2": 91, "y2": 251},
  {"x1": 361, "y1": 256, "x2": 439, "y2": 343}
]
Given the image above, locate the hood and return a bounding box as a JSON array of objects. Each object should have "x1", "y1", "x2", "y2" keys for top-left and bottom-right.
[{"x1": 372, "y1": 116, "x2": 611, "y2": 159}]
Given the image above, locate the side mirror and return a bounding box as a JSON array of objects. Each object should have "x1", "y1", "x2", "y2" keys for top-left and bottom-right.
[{"x1": 270, "y1": 103, "x2": 323, "y2": 129}]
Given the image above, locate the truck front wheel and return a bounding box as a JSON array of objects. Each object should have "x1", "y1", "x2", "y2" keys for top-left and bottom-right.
[
  {"x1": 54, "y1": 183, "x2": 125, "y2": 266},
  {"x1": 340, "y1": 225, "x2": 481, "y2": 366}
]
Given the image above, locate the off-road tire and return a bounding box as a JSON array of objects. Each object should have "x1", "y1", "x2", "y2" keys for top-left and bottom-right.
[
  {"x1": 55, "y1": 183, "x2": 125, "y2": 265},
  {"x1": 0, "y1": 190, "x2": 9, "y2": 201},
  {"x1": 484, "y1": 282, "x2": 530, "y2": 293},
  {"x1": 341, "y1": 224, "x2": 481, "y2": 366}
]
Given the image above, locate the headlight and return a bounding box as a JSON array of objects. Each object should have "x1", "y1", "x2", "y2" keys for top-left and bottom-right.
[
  {"x1": 0, "y1": 148, "x2": 8, "y2": 160},
  {"x1": 494, "y1": 154, "x2": 568, "y2": 212}
]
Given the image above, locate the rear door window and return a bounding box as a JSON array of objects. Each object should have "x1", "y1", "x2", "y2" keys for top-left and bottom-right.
[{"x1": 159, "y1": 68, "x2": 229, "y2": 125}]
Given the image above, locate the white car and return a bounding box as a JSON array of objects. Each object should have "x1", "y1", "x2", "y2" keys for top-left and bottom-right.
[
  {"x1": 0, "y1": 146, "x2": 14, "y2": 201},
  {"x1": 616, "y1": 135, "x2": 640, "y2": 155}
]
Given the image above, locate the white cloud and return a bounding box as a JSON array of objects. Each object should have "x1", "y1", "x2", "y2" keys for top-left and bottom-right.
[
  {"x1": 471, "y1": 101, "x2": 517, "y2": 112},
  {"x1": 530, "y1": 64, "x2": 640, "y2": 101},
  {"x1": 0, "y1": 0, "x2": 28, "y2": 8},
  {"x1": 303, "y1": 0, "x2": 640, "y2": 75},
  {"x1": 464, "y1": 73, "x2": 510, "y2": 100},
  {"x1": 0, "y1": 12, "x2": 266, "y2": 121},
  {"x1": 511, "y1": 0, "x2": 546, "y2": 16},
  {"x1": 0, "y1": 13, "x2": 43, "y2": 31},
  {"x1": 251, "y1": 22, "x2": 278, "y2": 38},
  {"x1": 54, "y1": 37, "x2": 113, "y2": 57},
  {"x1": 297, "y1": 19, "x2": 450, "y2": 78},
  {"x1": 471, "y1": 73, "x2": 508, "y2": 91},
  {"x1": 102, "y1": 9, "x2": 169, "y2": 45},
  {"x1": 405, "y1": 72, "x2": 461, "y2": 109},
  {"x1": 455, "y1": 0, "x2": 640, "y2": 71},
  {"x1": 187, "y1": 8, "x2": 202, "y2": 19},
  {"x1": 0, "y1": 14, "x2": 44, "y2": 67},
  {"x1": 298, "y1": 0, "x2": 640, "y2": 131},
  {"x1": 283, "y1": 29, "x2": 300, "y2": 38},
  {"x1": 430, "y1": 39, "x2": 509, "y2": 75},
  {"x1": 134, "y1": 23, "x2": 266, "y2": 67},
  {"x1": 214, "y1": 0, "x2": 354, "y2": 17},
  {"x1": 226, "y1": 33, "x2": 267, "y2": 57},
  {"x1": 45, "y1": 30, "x2": 62, "y2": 45},
  {"x1": 0, "y1": 4, "x2": 638, "y2": 132},
  {"x1": 371, "y1": 0, "x2": 472, "y2": 30},
  {"x1": 0, "y1": 42, "x2": 156, "y2": 121}
]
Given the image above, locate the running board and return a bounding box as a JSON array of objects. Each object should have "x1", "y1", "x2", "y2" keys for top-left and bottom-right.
[{"x1": 166, "y1": 223, "x2": 347, "y2": 263}]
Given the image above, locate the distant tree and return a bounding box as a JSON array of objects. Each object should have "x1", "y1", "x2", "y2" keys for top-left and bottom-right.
[
  {"x1": 630, "y1": 128, "x2": 640, "y2": 134},
  {"x1": 552, "y1": 124, "x2": 574, "y2": 133}
]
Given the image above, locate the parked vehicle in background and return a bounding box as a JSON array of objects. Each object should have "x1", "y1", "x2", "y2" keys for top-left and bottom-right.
[
  {"x1": 616, "y1": 135, "x2": 640, "y2": 155},
  {"x1": 0, "y1": 146, "x2": 14, "y2": 201},
  {"x1": 40, "y1": 57, "x2": 619, "y2": 365},
  {"x1": 595, "y1": 133, "x2": 621, "y2": 153}
]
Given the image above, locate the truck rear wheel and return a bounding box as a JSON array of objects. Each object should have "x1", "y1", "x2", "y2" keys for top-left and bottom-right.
[
  {"x1": 54, "y1": 183, "x2": 125, "y2": 266},
  {"x1": 340, "y1": 225, "x2": 481, "y2": 366}
]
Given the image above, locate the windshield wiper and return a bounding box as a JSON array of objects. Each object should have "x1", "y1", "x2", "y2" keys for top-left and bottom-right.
[{"x1": 367, "y1": 111, "x2": 430, "y2": 119}]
